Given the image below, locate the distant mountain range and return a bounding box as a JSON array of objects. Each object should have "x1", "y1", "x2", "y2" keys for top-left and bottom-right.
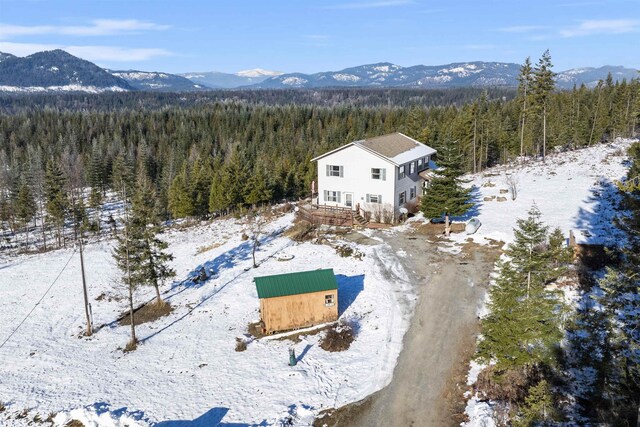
[
  {"x1": 178, "y1": 69, "x2": 283, "y2": 89},
  {"x1": 0, "y1": 49, "x2": 637, "y2": 94},
  {"x1": 251, "y1": 62, "x2": 639, "y2": 90},
  {"x1": 109, "y1": 70, "x2": 206, "y2": 92}
]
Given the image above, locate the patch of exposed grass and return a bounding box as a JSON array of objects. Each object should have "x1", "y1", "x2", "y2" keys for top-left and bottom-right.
[
  {"x1": 119, "y1": 301, "x2": 173, "y2": 327},
  {"x1": 195, "y1": 241, "x2": 223, "y2": 255}
]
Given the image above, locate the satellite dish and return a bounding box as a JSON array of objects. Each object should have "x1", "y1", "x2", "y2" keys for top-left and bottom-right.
[
  {"x1": 399, "y1": 207, "x2": 409, "y2": 215},
  {"x1": 294, "y1": 206, "x2": 300, "y2": 212}
]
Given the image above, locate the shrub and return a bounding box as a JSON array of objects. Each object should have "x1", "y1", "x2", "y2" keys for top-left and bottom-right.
[{"x1": 320, "y1": 322, "x2": 355, "y2": 352}]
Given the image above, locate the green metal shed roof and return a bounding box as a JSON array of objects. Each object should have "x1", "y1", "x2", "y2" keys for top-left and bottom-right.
[{"x1": 254, "y1": 268, "x2": 338, "y2": 299}]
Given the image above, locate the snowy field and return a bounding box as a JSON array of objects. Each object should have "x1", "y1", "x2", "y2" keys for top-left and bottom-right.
[
  {"x1": 459, "y1": 138, "x2": 636, "y2": 427},
  {"x1": 453, "y1": 138, "x2": 634, "y2": 247},
  {"x1": 0, "y1": 212, "x2": 415, "y2": 426}
]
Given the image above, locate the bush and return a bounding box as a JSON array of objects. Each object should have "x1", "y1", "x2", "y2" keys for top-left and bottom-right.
[
  {"x1": 285, "y1": 220, "x2": 316, "y2": 242},
  {"x1": 335, "y1": 244, "x2": 353, "y2": 257},
  {"x1": 320, "y1": 322, "x2": 355, "y2": 352}
]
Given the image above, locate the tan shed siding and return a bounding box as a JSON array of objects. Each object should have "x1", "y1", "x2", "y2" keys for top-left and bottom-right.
[{"x1": 260, "y1": 290, "x2": 338, "y2": 333}]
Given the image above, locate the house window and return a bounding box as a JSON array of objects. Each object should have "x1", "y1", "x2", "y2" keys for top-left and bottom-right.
[
  {"x1": 371, "y1": 168, "x2": 386, "y2": 180},
  {"x1": 410, "y1": 162, "x2": 415, "y2": 174},
  {"x1": 326, "y1": 165, "x2": 343, "y2": 177},
  {"x1": 324, "y1": 190, "x2": 341, "y2": 203},
  {"x1": 410, "y1": 186, "x2": 416, "y2": 199},
  {"x1": 325, "y1": 294, "x2": 335, "y2": 306},
  {"x1": 398, "y1": 165, "x2": 406, "y2": 179},
  {"x1": 399, "y1": 191, "x2": 406, "y2": 205},
  {"x1": 417, "y1": 158, "x2": 423, "y2": 170},
  {"x1": 366, "y1": 194, "x2": 381, "y2": 204}
]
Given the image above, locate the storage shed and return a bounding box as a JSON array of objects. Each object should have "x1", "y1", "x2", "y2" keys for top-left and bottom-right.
[{"x1": 254, "y1": 268, "x2": 339, "y2": 334}]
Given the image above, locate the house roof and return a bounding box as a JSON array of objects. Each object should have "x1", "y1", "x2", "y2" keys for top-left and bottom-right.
[
  {"x1": 254, "y1": 268, "x2": 338, "y2": 299},
  {"x1": 311, "y1": 132, "x2": 436, "y2": 166}
]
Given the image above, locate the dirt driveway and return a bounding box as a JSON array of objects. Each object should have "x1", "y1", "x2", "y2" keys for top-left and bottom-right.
[{"x1": 316, "y1": 228, "x2": 501, "y2": 427}]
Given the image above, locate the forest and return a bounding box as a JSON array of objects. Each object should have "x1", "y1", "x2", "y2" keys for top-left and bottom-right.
[{"x1": 0, "y1": 54, "x2": 638, "y2": 250}]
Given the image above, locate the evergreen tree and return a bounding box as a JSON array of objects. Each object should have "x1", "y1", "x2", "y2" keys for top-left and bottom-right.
[
  {"x1": 478, "y1": 206, "x2": 566, "y2": 370},
  {"x1": 517, "y1": 57, "x2": 534, "y2": 156},
  {"x1": 245, "y1": 166, "x2": 273, "y2": 207},
  {"x1": 420, "y1": 136, "x2": 472, "y2": 220},
  {"x1": 14, "y1": 180, "x2": 37, "y2": 250},
  {"x1": 515, "y1": 380, "x2": 560, "y2": 426},
  {"x1": 532, "y1": 50, "x2": 555, "y2": 161},
  {"x1": 44, "y1": 160, "x2": 68, "y2": 247},
  {"x1": 132, "y1": 173, "x2": 175, "y2": 305},
  {"x1": 112, "y1": 197, "x2": 144, "y2": 349},
  {"x1": 168, "y1": 164, "x2": 194, "y2": 218}
]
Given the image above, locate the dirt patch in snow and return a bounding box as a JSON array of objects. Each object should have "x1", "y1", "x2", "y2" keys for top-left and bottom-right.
[{"x1": 119, "y1": 301, "x2": 174, "y2": 326}]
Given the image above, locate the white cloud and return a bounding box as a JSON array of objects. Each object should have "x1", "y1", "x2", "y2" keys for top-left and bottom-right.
[
  {"x1": 560, "y1": 19, "x2": 639, "y2": 37},
  {"x1": 498, "y1": 25, "x2": 547, "y2": 33},
  {"x1": 0, "y1": 19, "x2": 170, "y2": 39},
  {"x1": 0, "y1": 41, "x2": 173, "y2": 62},
  {"x1": 325, "y1": 0, "x2": 412, "y2": 10}
]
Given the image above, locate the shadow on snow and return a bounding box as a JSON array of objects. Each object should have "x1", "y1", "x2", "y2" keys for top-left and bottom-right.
[{"x1": 336, "y1": 273, "x2": 364, "y2": 317}]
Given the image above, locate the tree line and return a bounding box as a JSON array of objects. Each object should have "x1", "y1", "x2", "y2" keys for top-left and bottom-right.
[{"x1": 0, "y1": 53, "x2": 638, "y2": 251}]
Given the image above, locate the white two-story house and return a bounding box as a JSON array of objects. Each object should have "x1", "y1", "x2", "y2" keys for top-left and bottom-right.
[{"x1": 311, "y1": 132, "x2": 437, "y2": 217}]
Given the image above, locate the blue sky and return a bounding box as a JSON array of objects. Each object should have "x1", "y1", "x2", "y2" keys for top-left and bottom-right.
[{"x1": 0, "y1": 0, "x2": 638, "y2": 74}]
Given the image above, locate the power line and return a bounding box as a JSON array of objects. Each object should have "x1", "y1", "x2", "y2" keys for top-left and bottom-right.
[{"x1": 0, "y1": 248, "x2": 77, "y2": 350}]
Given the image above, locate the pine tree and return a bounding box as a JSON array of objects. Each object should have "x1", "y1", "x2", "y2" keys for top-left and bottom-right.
[
  {"x1": 245, "y1": 166, "x2": 273, "y2": 207},
  {"x1": 168, "y1": 164, "x2": 194, "y2": 218},
  {"x1": 420, "y1": 135, "x2": 472, "y2": 221},
  {"x1": 532, "y1": 50, "x2": 555, "y2": 161},
  {"x1": 515, "y1": 380, "x2": 560, "y2": 426},
  {"x1": 112, "y1": 186, "x2": 144, "y2": 349},
  {"x1": 517, "y1": 57, "x2": 534, "y2": 157},
  {"x1": 478, "y1": 205, "x2": 566, "y2": 370},
  {"x1": 44, "y1": 160, "x2": 68, "y2": 248},
  {"x1": 132, "y1": 173, "x2": 175, "y2": 305},
  {"x1": 14, "y1": 180, "x2": 37, "y2": 250}
]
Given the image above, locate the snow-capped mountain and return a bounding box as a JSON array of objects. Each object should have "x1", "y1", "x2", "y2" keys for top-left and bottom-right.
[
  {"x1": 249, "y1": 62, "x2": 638, "y2": 89},
  {"x1": 0, "y1": 50, "x2": 133, "y2": 93},
  {"x1": 109, "y1": 70, "x2": 207, "y2": 92},
  {"x1": 555, "y1": 66, "x2": 639, "y2": 88},
  {"x1": 178, "y1": 69, "x2": 283, "y2": 88},
  {"x1": 236, "y1": 68, "x2": 283, "y2": 78}
]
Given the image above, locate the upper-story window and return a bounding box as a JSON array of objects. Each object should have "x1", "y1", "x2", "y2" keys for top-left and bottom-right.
[
  {"x1": 371, "y1": 168, "x2": 386, "y2": 180},
  {"x1": 417, "y1": 158, "x2": 423, "y2": 170},
  {"x1": 410, "y1": 162, "x2": 416, "y2": 174},
  {"x1": 326, "y1": 165, "x2": 343, "y2": 177},
  {"x1": 398, "y1": 165, "x2": 406, "y2": 179}
]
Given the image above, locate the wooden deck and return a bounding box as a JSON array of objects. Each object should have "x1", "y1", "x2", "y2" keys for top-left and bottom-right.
[{"x1": 296, "y1": 204, "x2": 354, "y2": 227}]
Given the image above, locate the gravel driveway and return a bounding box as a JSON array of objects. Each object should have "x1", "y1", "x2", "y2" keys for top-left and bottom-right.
[{"x1": 316, "y1": 228, "x2": 501, "y2": 427}]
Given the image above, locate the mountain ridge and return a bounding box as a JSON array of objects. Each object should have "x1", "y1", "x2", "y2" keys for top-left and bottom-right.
[{"x1": 0, "y1": 49, "x2": 637, "y2": 93}]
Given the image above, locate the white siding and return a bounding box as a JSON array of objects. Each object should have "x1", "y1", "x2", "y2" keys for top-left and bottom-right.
[{"x1": 316, "y1": 145, "x2": 395, "y2": 210}]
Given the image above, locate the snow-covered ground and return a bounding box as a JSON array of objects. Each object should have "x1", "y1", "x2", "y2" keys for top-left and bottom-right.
[
  {"x1": 459, "y1": 138, "x2": 636, "y2": 427},
  {"x1": 0, "y1": 212, "x2": 415, "y2": 426},
  {"x1": 452, "y1": 138, "x2": 634, "y2": 247}
]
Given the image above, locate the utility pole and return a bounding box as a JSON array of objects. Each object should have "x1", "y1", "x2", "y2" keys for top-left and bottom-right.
[{"x1": 79, "y1": 231, "x2": 92, "y2": 336}]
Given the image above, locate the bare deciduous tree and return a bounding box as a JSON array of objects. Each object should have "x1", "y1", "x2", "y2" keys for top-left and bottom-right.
[
  {"x1": 505, "y1": 174, "x2": 519, "y2": 201},
  {"x1": 245, "y1": 208, "x2": 272, "y2": 268}
]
